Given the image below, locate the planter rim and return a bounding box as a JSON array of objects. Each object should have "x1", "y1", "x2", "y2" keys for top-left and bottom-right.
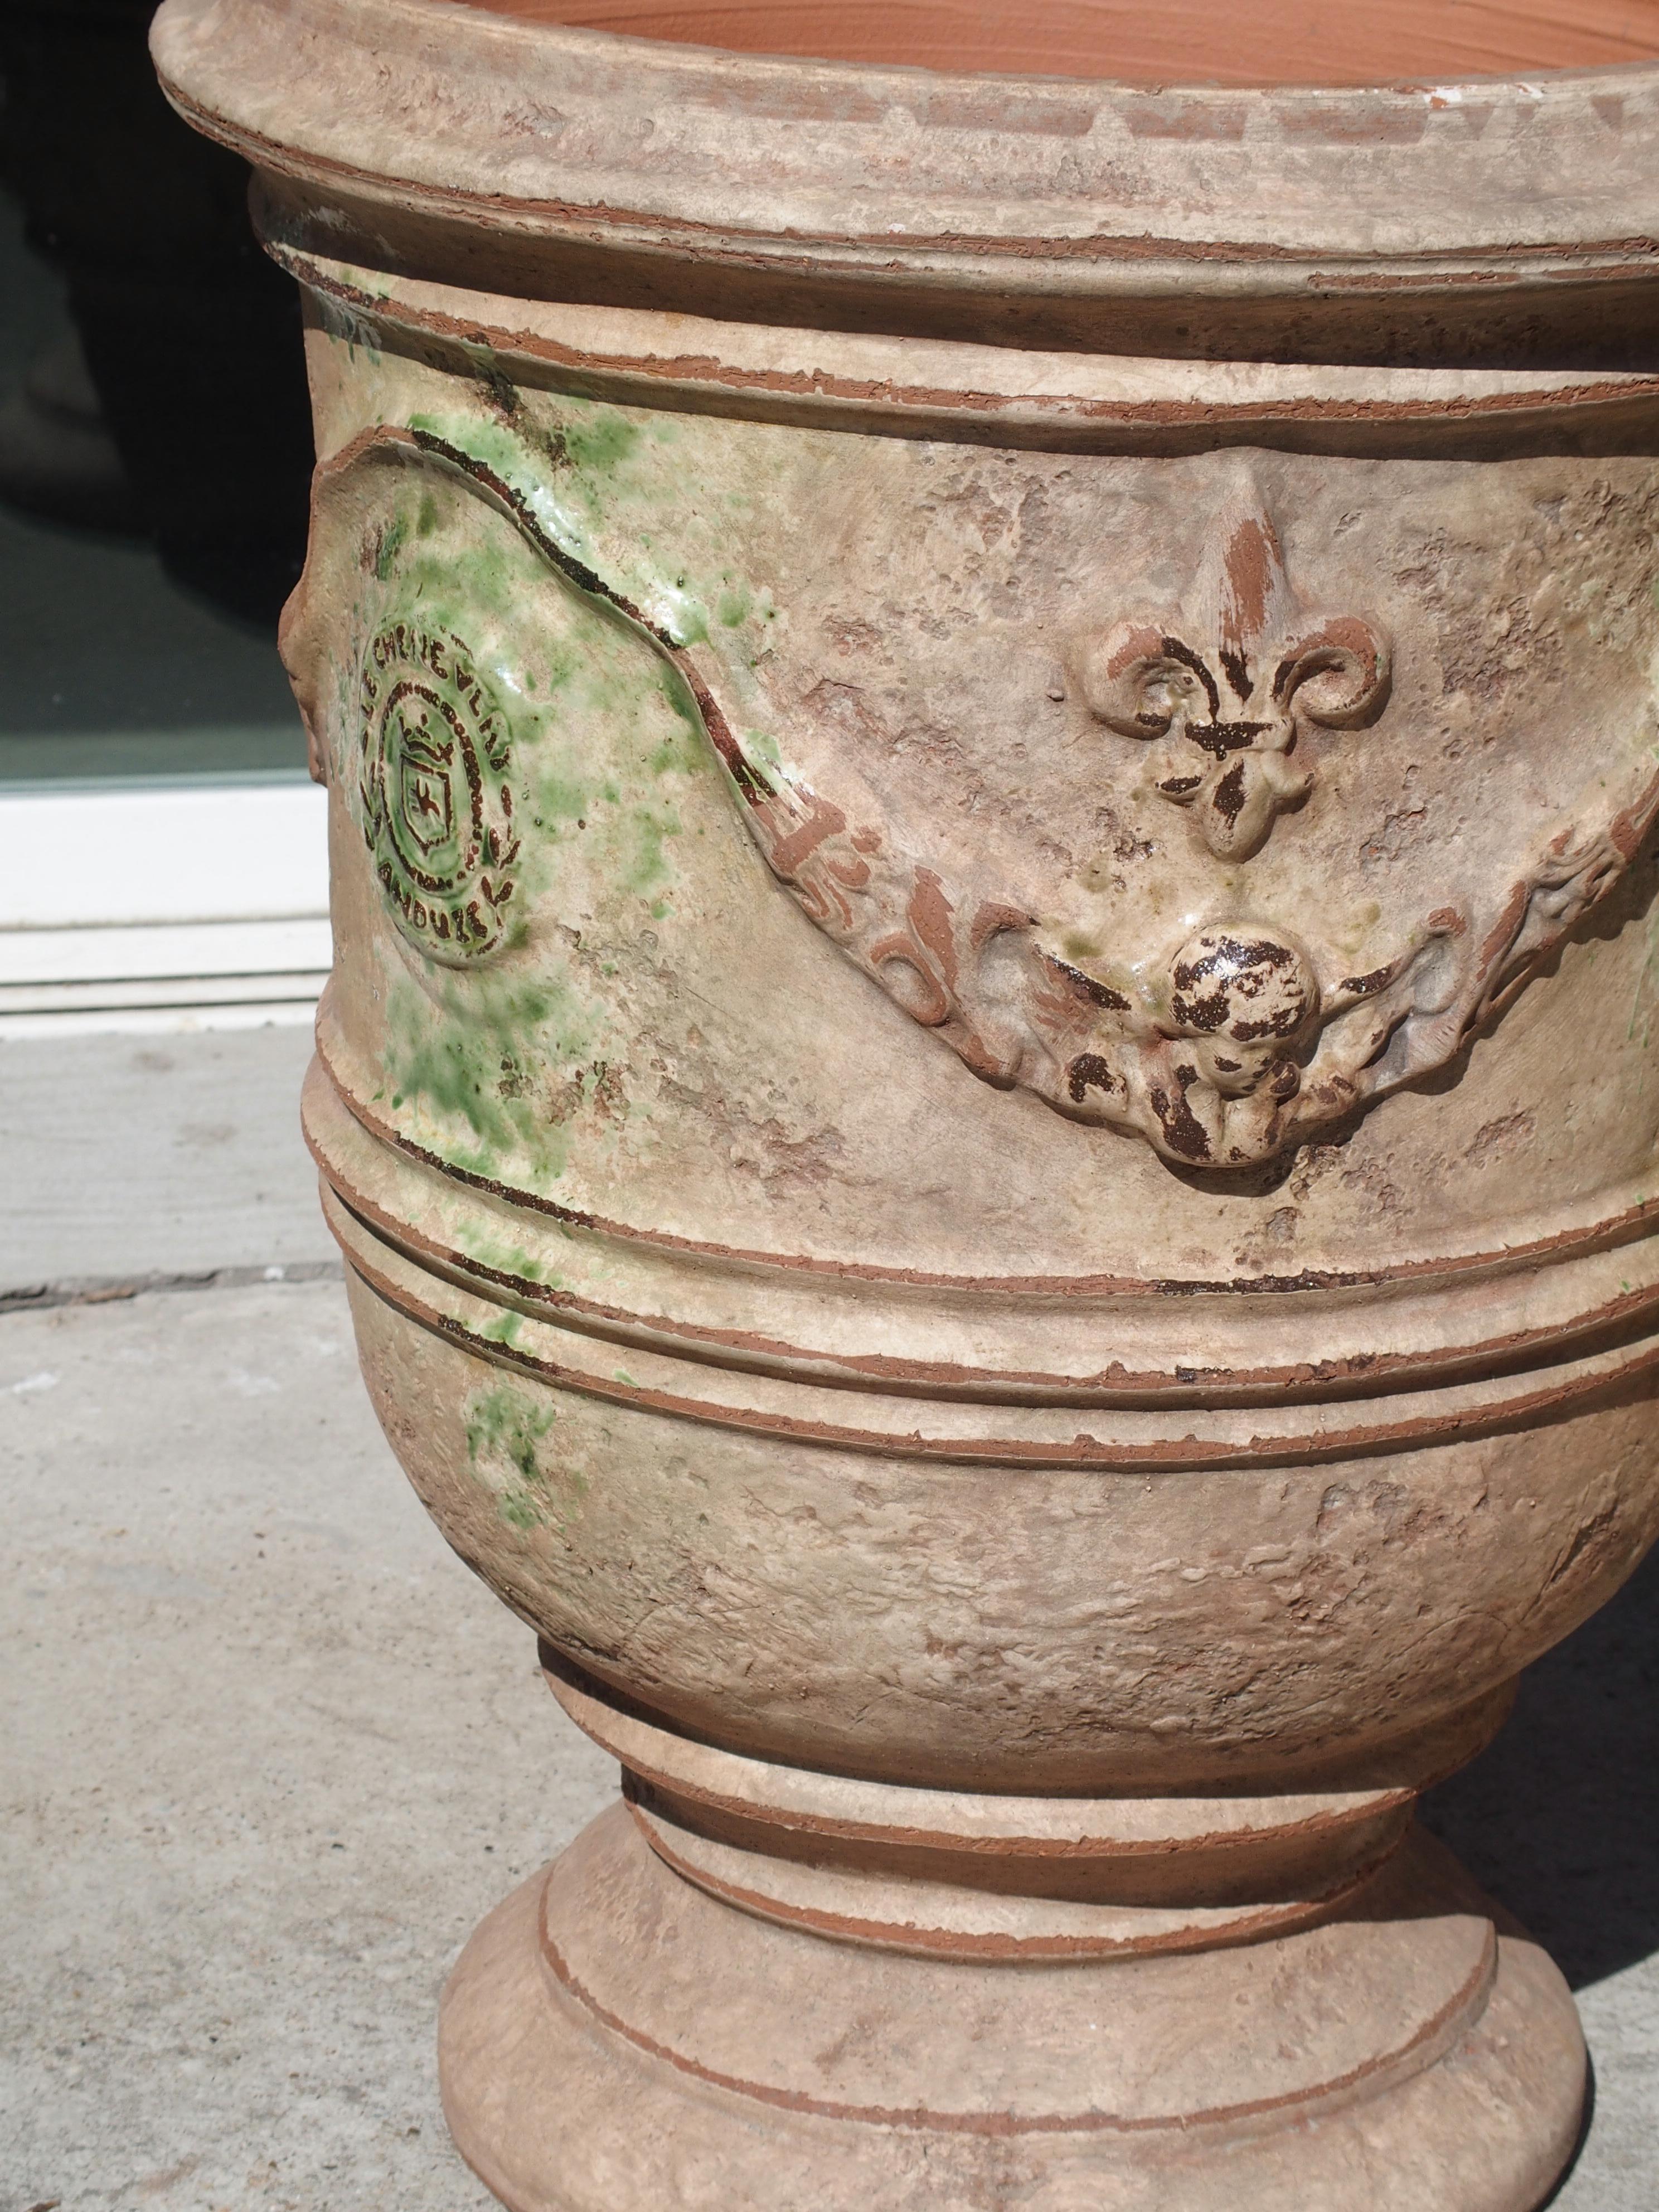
[{"x1": 152, "y1": 0, "x2": 1659, "y2": 297}]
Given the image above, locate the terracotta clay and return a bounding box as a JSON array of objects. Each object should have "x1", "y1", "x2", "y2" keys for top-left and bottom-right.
[
  {"x1": 152, "y1": 2, "x2": 1659, "y2": 2203},
  {"x1": 459, "y1": 0, "x2": 1659, "y2": 87}
]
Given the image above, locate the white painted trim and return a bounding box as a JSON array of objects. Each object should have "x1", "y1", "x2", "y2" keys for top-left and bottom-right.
[
  {"x1": 0, "y1": 784, "x2": 332, "y2": 1029},
  {"x1": 0, "y1": 916, "x2": 333, "y2": 986},
  {"x1": 0, "y1": 971, "x2": 327, "y2": 1015},
  {"x1": 0, "y1": 1000, "x2": 320, "y2": 1038},
  {"x1": 0, "y1": 779, "x2": 330, "y2": 929}
]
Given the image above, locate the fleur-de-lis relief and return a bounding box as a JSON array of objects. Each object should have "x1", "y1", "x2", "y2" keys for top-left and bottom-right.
[{"x1": 1074, "y1": 493, "x2": 1391, "y2": 860}]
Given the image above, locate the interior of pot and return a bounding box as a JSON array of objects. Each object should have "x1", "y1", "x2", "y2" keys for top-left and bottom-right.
[{"x1": 461, "y1": 0, "x2": 1659, "y2": 86}]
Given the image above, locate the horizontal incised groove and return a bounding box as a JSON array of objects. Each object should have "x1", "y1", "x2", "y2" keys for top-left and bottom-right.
[
  {"x1": 275, "y1": 248, "x2": 1659, "y2": 458},
  {"x1": 313, "y1": 1028, "x2": 1659, "y2": 1303},
  {"x1": 314, "y1": 1154, "x2": 1659, "y2": 1411},
  {"x1": 328, "y1": 1185, "x2": 1659, "y2": 1468},
  {"x1": 543, "y1": 1647, "x2": 1430, "y2": 1854},
  {"x1": 627, "y1": 1797, "x2": 1406, "y2": 1959},
  {"x1": 539, "y1": 1869, "x2": 1498, "y2": 2128},
  {"x1": 234, "y1": 148, "x2": 1659, "y2": 282},
  {"x1": 544, "y1": 1642, "x2": 1518, "y2": 1815},
  {"x1": 631, "y1": 1775, "x2": 1412, "y2": 1871}
]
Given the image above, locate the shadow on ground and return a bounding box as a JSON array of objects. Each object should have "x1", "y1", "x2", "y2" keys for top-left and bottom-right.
[{"x1": 1422, "y1": 1542, "x2": 1659, "y2": 1992}]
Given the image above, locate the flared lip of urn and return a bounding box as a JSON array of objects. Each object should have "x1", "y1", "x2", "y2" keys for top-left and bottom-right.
[{"x1": 152, "y1": 0, "x2": 1659, "y2": 366}]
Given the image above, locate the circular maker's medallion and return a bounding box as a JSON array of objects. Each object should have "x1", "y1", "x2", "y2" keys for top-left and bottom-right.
[{"x1": 357, "y1": 619, "x2": 520, "y2": 963}]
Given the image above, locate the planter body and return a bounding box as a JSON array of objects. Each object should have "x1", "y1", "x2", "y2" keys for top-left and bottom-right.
[{"x1": 154, "y1": 4, "x2": 1659, "y2": 2205}]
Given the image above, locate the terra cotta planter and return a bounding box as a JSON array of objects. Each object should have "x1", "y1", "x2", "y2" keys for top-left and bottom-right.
[{"x1": 152, "y1": 3, "x2": 1659, "y2": 2205}]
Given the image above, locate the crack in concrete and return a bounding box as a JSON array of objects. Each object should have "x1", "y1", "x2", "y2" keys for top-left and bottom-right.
[{"x1": 0, "y1": 1259, "x2": 344, "y2": 1317}]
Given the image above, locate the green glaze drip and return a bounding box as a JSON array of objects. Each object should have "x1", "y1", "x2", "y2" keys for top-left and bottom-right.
[
  {"x1": 454, "y1": 1221, "x2": 548, "y2": 1287},
  {"x1": 375, "y1": 512, "x2": 409, "y2": 581},
  {"x1": 560, "y1": 407, "x2": 642, "y2": 473},
  {"x1": 464, "y1": 1381, "x2": 579, "y2": 1534},
  {"x1": 383, "y1": 971, "x2": 598, "y2": 1184},
  {"x1": 623, "y1": 805, "x2": 681, "y2": 896}
]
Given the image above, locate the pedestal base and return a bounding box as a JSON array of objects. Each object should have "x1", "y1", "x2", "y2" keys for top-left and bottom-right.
[{"x1": 440, "y1": 1804, "x2": 1584, "y2": 2212}]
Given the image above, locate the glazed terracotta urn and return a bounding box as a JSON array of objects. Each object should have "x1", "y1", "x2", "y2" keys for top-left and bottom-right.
[{"x1": 152, "y1": 2, "x2": 1659, "y2": 2204}]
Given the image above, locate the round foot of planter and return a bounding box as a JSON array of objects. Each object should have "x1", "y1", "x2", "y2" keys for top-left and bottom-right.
[{"x1": 439, "y1": 1804, "x2": 1584, "y2": 2212}]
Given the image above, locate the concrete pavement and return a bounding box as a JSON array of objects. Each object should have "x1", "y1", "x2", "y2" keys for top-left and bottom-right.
[
  {"x1": 2, "y1": 1272, "x2": 613, "y2": 2212},
  {"x1": 0, "y1": 1024, "x2": 330, "y2": 1296}
]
